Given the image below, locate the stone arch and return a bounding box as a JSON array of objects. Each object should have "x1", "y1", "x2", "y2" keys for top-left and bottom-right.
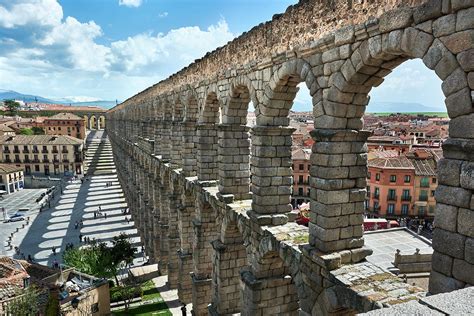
[
  {"x1": 242, "y1": 239, "x2": 299, "y2": 315},
  {"x1": 183, "y1": 89, "x2": 199, "y2": 122},
  {"x1": 316, "y1": 24, "x2": 473, "y2": 294},
  {"x1": 199, "y1": 89, "x2": 221, "y2": 124},
  {"x1": 209, "y1": 216, "x2": 248, "y2": 314},
  {"x1": 257, "y1": 59, "x2": 317, "y2": 126},
  {"x1": 222, "y1": 76, "x2": 257, "y2": 125},
  {"x1": 172, "y1": 94, "x2": 184, "y2": 122},
  {"x1": 83, "y1": 115, "x2": 89, "y2": 129}
]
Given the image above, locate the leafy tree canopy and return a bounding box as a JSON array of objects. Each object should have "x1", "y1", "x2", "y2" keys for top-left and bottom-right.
[
  {"x1": 4, "y1": 99, "x2": 20, "y2": 116},
  {"x1": 19, "y1": 128, "x2": 33, "y2": 135}
]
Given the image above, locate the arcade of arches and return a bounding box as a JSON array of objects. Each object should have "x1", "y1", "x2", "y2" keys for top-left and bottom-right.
[
  {"x1": 83, "y1": 114, "x2": 106, "y2": 130},
  {"x1": 107, "y1": 1, "x2": 473, "y2": 314}
]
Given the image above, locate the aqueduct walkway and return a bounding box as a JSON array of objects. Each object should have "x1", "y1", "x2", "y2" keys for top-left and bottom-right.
[{"x1": 106, "y1": 0, "x2": 473, "y2": 314}]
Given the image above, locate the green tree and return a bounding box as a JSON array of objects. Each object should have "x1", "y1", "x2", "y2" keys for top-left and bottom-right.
[
  {"x1": 19, "y1": 128, "x2": 34, "y2": 135},
  {"x1": 4, "y1": 99, "x2": 20, "y2": 116},
  {"x1": 8, "y1": 286, "x2": 40, "y2": 316},
  {"x1": 32, "y1": 127, "x2": 45, "y2": 135},
  {"x1": 63, "y1": 233, "x2": 136, "y2": 286}
]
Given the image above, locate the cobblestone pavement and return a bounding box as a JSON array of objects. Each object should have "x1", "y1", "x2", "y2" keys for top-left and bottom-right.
[{"x1": 7, "y1": 130, "x2": 142, "y2": 267}]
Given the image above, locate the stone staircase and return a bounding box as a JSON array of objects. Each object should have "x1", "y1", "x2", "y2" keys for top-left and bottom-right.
[{"x1": 84, "y1": 133, "x2": 116, "y2": 176}]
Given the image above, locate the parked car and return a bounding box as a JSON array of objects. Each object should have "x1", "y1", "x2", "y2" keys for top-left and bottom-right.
[{"x1": 4, "y1": 213, "x2": 26, "y2": 223}]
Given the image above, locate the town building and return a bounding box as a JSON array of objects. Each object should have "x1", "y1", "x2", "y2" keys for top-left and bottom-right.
[
  {"x1": 0, "y1": 124, "x2": 15, "y2": 136},
  {"x1": 43, "y1": 113, "x2": 86, "y2": 139},
  {"x1": 0, "y1": 164, "x2": 24, "y2": 194},
  {"x1": 0, "y1": 135, "x2": 84, "y2": 176},
  {"x1": 367, "y1": 156, "x2": 415, "y2": 219},
  {"x1": 366, "y1": 149, "x2": 440, "y2": 220},
  {"x1": 291, "y1": 147, "x2": 311, "y2": 208}
]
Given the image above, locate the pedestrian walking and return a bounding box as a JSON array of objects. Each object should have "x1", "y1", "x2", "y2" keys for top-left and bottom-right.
[
  {"x1": 104, "y1": 212, "x2": 107, "y2": 219},
  {"x1": 80, "y1": 219, "x2": 84, "y2": 227},
  {"x1": 52, "y1": 246, "x2": 56, "y2": 255},
  {"x1": 74, "y1": 221, "x2": 78, "y2": 229},
  {"x1": 99, "y1": 205, "x2": 102, "y2": 212},
  {"x1": 94, "y1": 211, "x2": 97, "y2": 219},
  {"x1": 125, "y1": 216, "x2": 130, "y2": 224},
  {"x1": 79, "y1": 234, "x2": 83, "y2": 243}
]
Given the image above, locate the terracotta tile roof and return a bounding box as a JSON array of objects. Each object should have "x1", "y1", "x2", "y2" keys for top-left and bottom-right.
[
  {"x1": 46, "y1": 113, "x2": 83, "y2": 121},
  {"x1": 292, "y1": 147, "x2": 311, "y2": 160},
  {"x1": 0, "y1": 135, "x2": 82, "y2": 145},
  {"x1": 0, "y1": 164, "x2": 23, "y2": 174},
  {"x1": 368, "y1": 157, "x2": 415, "y2": 169},
  {"x1": 0, "y1": 257, "x2": 29, "y2": 301},
  {"x1": 410, "y1": 158, "x2": 437, "y2": 176}
]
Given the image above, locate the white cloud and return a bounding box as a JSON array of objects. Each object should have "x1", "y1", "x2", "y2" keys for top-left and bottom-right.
[
  {"x1": 158, "y1": 11, "x2": 168, "y2": 18},
  {"x1": 109, "y1": 20, "x2": 233, "y2": 75},
  {"x1": 0, "y1": 0, "x2": 62, "y2": 28},
  {"x1": 62, "y1": 96, "x2": 101, "y2": 103},
  {"x1": 0, "y1": 0, "x2": 235, "y2": 101},
  {"x1": 118, "y1": 0, "x2": 142, "y2": 8}
]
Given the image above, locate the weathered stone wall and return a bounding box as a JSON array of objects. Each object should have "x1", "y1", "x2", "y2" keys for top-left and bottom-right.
[{"x1": 107, "y1": 0, "x2": 473, "y2": 314}]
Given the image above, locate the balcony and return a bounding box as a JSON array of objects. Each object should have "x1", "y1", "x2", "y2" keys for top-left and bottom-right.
[
  {"x1": 53, "y1": 159, "x2": 60, "y2": 164},
  {"x1": 43, "y1": 159, "x2": 50, "y2": 163},
  {"x1": 4, "y1": 159, "x2": 11, "y2": 163},
  {"x1": 420, "y1": 182, "x2": 430, "y2": 188},
  {"x1": 24, "y1": 158, "x2": 30, "y2": 163},
  {"x1": 401, "y1": 195, "x2": 412, "y2": 201},
  {"x1": 32, "y1": 159, "x2": 40, "y2": 163},
  {"x1": 63, "y1": 159, "x2": 70, "y2": 163},
  {"x1": 373, "y1": 194, "x2": 380, "y2": 200},
  {"x1": 41, "y1": 149, "x2": 48, "y2": 154},
  {"x1": 32, "y1": 149, "x2": 39, "y2": 153},
  {"x1": 13, "y1": 149, "x2": 20, "y2": 154},
  {"x1": 14, "y1": 159, "x2": 21, "y2": 163},
  {"x1": 62, "y1": 149, "x2": 69, "y2": 154},
  {"x1": 387, "y1": 195, "x2": 397, "y2": 201},
  {"x1": 23, "y1": 148, "x2": 29, "y2": 153},
  {"x1": 419, "y1": 195, "x2": 429, "y2": 201},
  {"x1": 3, "y1": 149, "x2": 10, "y2": 153},
  {"x1": 52, "y1": 149, "x2": 59, "y2": 154}
]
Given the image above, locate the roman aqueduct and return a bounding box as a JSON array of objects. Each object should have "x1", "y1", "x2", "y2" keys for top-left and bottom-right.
[{"x1": 106, "y1": 0, "x2": 474, "y2": 314}]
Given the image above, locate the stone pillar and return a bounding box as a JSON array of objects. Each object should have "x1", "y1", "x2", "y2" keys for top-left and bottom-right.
[
  {"x1": 153, "y1": 120, "x2": 162, "y2": 155},
  {"x1": 196, "y1": 124, "x2": 218, "y2": 181},
  {"x1": 240, "y1": 269, "x2": 298, "y2": 315},
  {"x1": 182, "y1": 121, "x2": 197, "y2": 177},
  {"x1": 209, "y1": 238, "x2": 246, "y2": 314},
  {"x1": 152, "y1": 178, "x2": 161, "y2": 265},
  {"x1": 250, "y1": 126, "x2": 295, "y2": 225},
  {"x1": 167, "y1": 189, "x2": 182, "y2": 289},
  {"x1": 161, "y1": 121, "x2": 171, "y2": 161},
  {"x1": 159, "y1": 182, "x2": 170, "y2": 275},
  {"x1": 309, "y1": 129, "x2": 370, "y2": 254},
  {"x1": 170, "y1": 121, "x2": 183, "y2": 169},
  {"x1": 177, "y1": 188, "x2": 195, "y2": 303},
  {"x1": 191, "y1": 197, "x2": 217, "y2": 315},
  {"x1": 429, "y1": 138, "x2": 474, "y2": 293},
  {"x1": 217, "y1": 124, "x2": 251, "y2": 201}
]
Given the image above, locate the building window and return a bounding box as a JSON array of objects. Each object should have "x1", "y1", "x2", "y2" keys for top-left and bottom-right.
[
  {"x1": 390, "y1": 175, "x2": 396, "y2": 182},
  {"x1": 299, "y1": 164, "x2": 304, "y2": 171},
  {"x1": 420, "y1": 177, "x2": 430, "y2": 187},
  {"x1": 419, "y1": 206, "x2": 426, "y2": 216},
  {"x1": 298, "y1": 187, "x2": 303, "y2": 196},
  {"x1": 375, "y1": 173, "x2": 380, "y2": 181},
  {"x1": 388, "y1": 189, "x2": 396, "y2": 200},
  {"x1": 366, "y1": 186, "x2": 370, "y2": 197},
  {"x1": 367, "y1": 172, "x2": 371, "y2": 179},
  {"x1": 401, "y1": 204, "x2": 409, "y2": 215},
  {"x1": 432, "y1": 177, "x2": 437, "y2": 184},
  {"x1": 387, "y1": 204, "x2": 395, "y2": 214},
  {"x1": 374, "y1": 187, "x2": 380, "y2": 198},
  {"x1": 402, "y1": 189, "x2": 410, "y2": 201},
  {"x1": 298, "y1": 175, "x2": 303, "y2": 184},
  {"x1": 431, "y1": 190, "x2": 436, "y2": 197},
  {"x1": 419, "y1": 190, "x2": 428, "y2": 201},
  {"x1": 404, "y1": 175, "x2": 411, "y2": 183},
  {"x1": 34, "y1": 165, "x2": 40, "y2": 172}
]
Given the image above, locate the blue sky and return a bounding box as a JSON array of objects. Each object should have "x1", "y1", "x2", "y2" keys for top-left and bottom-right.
[{"x1": 0, "y1": 0, "x2": 445, "y2": 111}]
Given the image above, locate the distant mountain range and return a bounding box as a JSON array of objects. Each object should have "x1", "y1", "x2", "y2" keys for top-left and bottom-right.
[
  {"x1": 0, "y1": 89, "x2": 117, "y2": 109},
  {"x1": 366, "y1": 101, "x2": 445, "y2": 113}
]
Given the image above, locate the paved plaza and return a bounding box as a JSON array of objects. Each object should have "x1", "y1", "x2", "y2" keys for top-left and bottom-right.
[{"x1": 2, "y1": 131, "x2": 142, "y2": 267}]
